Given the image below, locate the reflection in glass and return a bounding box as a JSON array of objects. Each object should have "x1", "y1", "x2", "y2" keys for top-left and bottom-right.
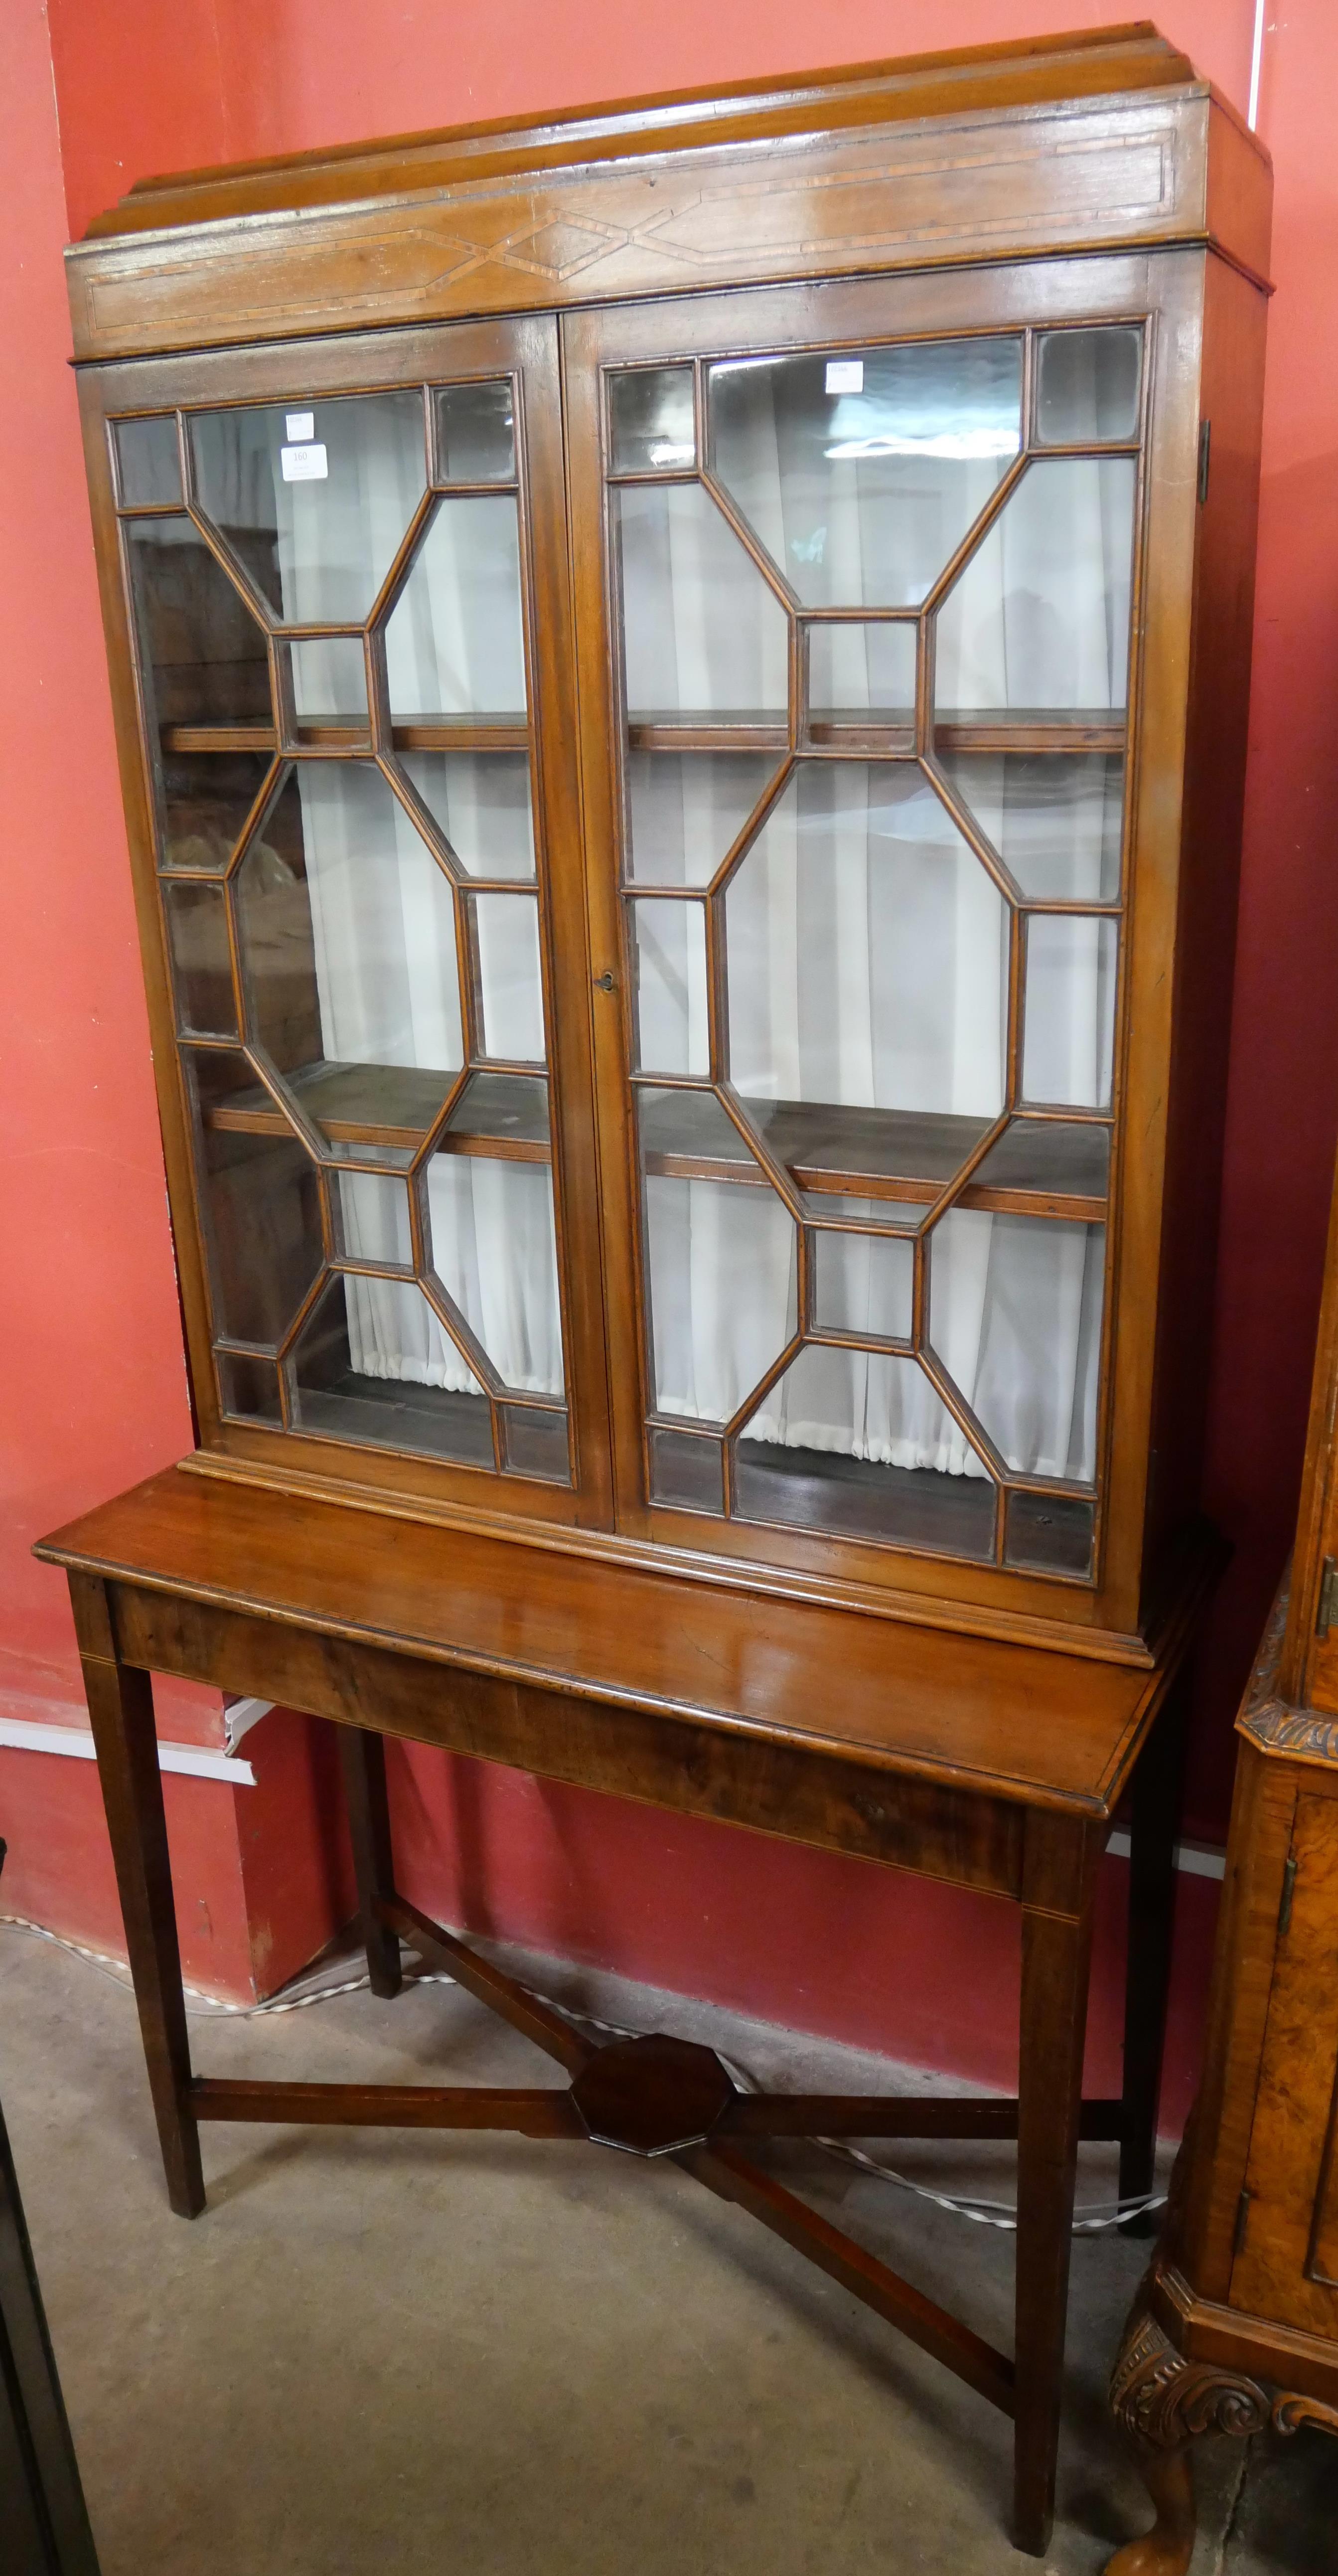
[
  {"x1": 291, "y1": 1274, "x2": 494, "y2": 1462},
  {"x1": 160, "y1": 752, "x2": 272, "y2": 871},
  {"x1": 1035, "y1": 328, "x2": 1142, "y2": 446},
  {"x1": 501, "y1": 1404, "x2": 571, "y2": 1483},
  {"x1": 935, "y1": 458, "x2": 1136, "y2": 714},
  {"x1": 609, "y1": 367, "x2": 696, "y2": 473},
  {"x1": 617, "y1": 483, "x2": 788, "y2": 722},
  {"x1": 724, "y1": 765, "x2": 1007, "y2": 1117},
  {"x1": 734, "y1": 1346, "x2": 995, "y2": 1556},
  {"x1": 164, "y1": 880, "x2": 236, "y2": 1037},
  {"x1": 709, "y1": 338, "x2": 1023, "y2": 608},
  {"x1": 631, "y1": 900, "x2": 709, "y2": 1077},
  {"x1": 648, "y1": 1424, "x2": 725, "y2": 1513},
  {"x1": 287, "y1": 636, "x2": 368, "y2": 729},
  {"x1": 233, "y1": 762, "x2": 464, "y2": 1097},
  {"x1": 929, "y1": 1207, "x2": 1104, "y2": 1481},
  {"x1": 385, "y1": 496, "x2": 527, "y2": 716},
  {"x1": 115, "y1": 414, "x2": 181, "y2": 508},
  {"x1": 812, "y1": 1227, "x2": 914, "y2": 1340},
  {"x1": 1006, "y1": 1488, "x2": 1095, "y2": 1576},
  {"x1": 807, "y1": 622, "x2": 916, "y2": 725},
  {"x1": 472, "y1": 892, "x2": 545, "y2": 1061},
  {"x1": 216, "y1": 1350, "x2": 284, "y2": 1423},
  {"x1": 625, "y1": 752, "x2": 777, "y2": 886},
  {"x1": 937, "y1": 753, "x2": 1123, "y2": 901},
  {"x1": 400, "y1": 751, "x2": 534, "y2": 878},
  {"x1": 642, "y1": 1170, "x2": 796, "y2": 1424},
  {"x1": 187, "y1": 1050, "x2": 323, "y2": 1347},
  {"x1": 434, "y1": 380, "x2": 515, "y2": 482},
  {"x1": 189, "y1": 392, "x2": 427, "y2": 621},
  {"x1": 1023, "y1": 916, "x2": 1118, "y2": 1108},
  {"x1": 129, "y1": 521, "x2": 272, "y2": 728},
  {"x1": 425, "y1": 1152, "x2": 564, "y2": 1393}
]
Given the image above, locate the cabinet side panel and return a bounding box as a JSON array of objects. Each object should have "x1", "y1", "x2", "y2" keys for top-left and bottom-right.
[
  {"x1": 1231, "y1": 1780, "x2": 1338, "y2": 2334},
  {"x1": 1142, "y1": 256, "x2": 1268, "y2": 1602}
]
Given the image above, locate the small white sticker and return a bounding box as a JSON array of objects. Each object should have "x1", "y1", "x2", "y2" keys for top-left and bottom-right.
[
  {"x1": 825, "y1": 359, "x2": 864, "y2": 394},
  {"x1": 281, "y1": 442, "x2": 327, "y2": 482},
  {"x1": 285, "y1": 410, "x2": 315, "y2": 442}
]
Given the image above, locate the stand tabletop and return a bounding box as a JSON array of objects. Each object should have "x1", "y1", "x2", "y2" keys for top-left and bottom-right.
[{"x1": 36, "y1": 1464, "x2": 1219, "y2": 1822}]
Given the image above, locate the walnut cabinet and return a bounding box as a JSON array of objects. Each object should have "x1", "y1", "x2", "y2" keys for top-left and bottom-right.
[{"x1": 67, "y1": 27, "x2": 1272, "y2": 1667}]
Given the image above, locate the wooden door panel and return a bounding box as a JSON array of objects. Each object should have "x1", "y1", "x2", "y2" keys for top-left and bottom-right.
[{"x1": 1231, "y1": 1787, "x2": 1338, "y2": 2333}]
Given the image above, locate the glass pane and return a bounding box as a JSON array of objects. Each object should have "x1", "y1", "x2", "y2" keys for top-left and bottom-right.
[
  {"x1": 425, "y1": 1153, "x2": 564, "y2": 1394},
  {"x1": 335, "y1": 1167, "x2": 414, "y2": 1268},
  {"x1": 160, "y1": 751, "x2": 272, "y2": 872},
  {"x1": 937, "y1": 753, "x2": 1123, "y2": 901},
  {"x1": 399, "y1": 751, "x2": 534, "y2": 879},
  {"x1": 928, "y1": 1208, "x2": 1104, "y2": 1482},
  {"x1": 128, "y1": 521, "x2": 272, "y2": 727},
  {"x1": 1023, "y1": 916, "x2": 1118, "y2": 1108},
  {"x1": 625, "y1": 752, "x2": 778, "y2": 886},
  {"x1": 472, "y1": 892, "x2": 545, "y2": 1060},
  {"x1": 500, "y1": 1404, "x2": 571, "y2": 1483},
  {"x1": 1006, "y1": 1488, "x2": 1095, "y2": 1576},
  {"x1": 935, "y1": 458, "x2": 1136, "y2": 716},
  {"x1": 812, "y1": 1227, "x2": 914, "y2": 1340},
  {"x1": 734, "y1": 1346, "x2": 995, "y2": 1556},
  {"x1": 631, "y1": 900, "x2": 709, "y2": 1077},
  {"x1": 642, "y1": 1170, "x2": 796, "y2": 1425},
  {"x1": 617, "y1": 483, "x2": 787, "y2": 724},
  {"x1": 807, "y1": 623, "x2": 916, "y2": 726},
  {"x1": 233, "y1": 763, "x2": 463, "y2": 1142},
  {"x1": 187, "y1": 1050, "x2": 323, "y2": 1346},
  {"x1": 1035, "y1": 328, "x2": 1142, "y2": 446},
  {"x1": 287, "y1": 637, "x2": 368, "y2": 731},
  {"x1": 709, "y1": 338, "x2": 1023, "y2": 607},
  {"x1": 216, "y1": 1350, "x2": 284, "y2": 1423},
  {"x1": 291, "y1": 1274, "x2": 494, "y2": 1462},
  {"x1": 443, "y1": 1071, "x2": 550, "y2": 1151},
  {"x1": 637, "y1": 1083, "x2": 759, "y2": 1180},
  {"x1": 970, "y1": 1120, "x2": 1110, "y2": 1205},
  {"x1": 385, "y1": 497, "x2": 527, "y2": 716},
  {"x1": 609, "y1": 367, "x2": 696, "y2": 473},
  {"x1": 115, "y1": 414, "x2": 181, "y2": 508},
  {"x1": 188, "y1": 393, "x2": 427, "y2": 621},
  {"x1": 434, "y1": 380, "x2": 515, "y2": 483},
  {"x1": 164, "y1": 880, "x2": 236, "y2": 1037},
  {"x1": 648, "y1": 1424, "x2": 724, "y2": 1513},
  {"x1": 724, "y1": 765, "x2": 1007, "y2": 1123}
]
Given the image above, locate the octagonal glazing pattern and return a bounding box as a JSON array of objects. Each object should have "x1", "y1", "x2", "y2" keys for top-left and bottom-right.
[
  {"x1": 119, "y1": 382, "x2": 570, "y2": 1480},
  {"x1": 606, "y1": 325, "x2": 1141, "y2": 1571}
]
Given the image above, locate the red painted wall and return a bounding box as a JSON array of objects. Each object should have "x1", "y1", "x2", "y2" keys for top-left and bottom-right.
[{"x1": 4, "y1": 2, "x2": 1336, "y2": 2107}]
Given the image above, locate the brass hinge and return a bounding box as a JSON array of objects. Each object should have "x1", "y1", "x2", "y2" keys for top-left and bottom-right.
[
  {"x1": 1317, "y1": 1556, "x2": 1338, "y2": 1637},
  {"x1": 1278, "y1": 1853, "x2": 1298, "y2": 1939},
  {"x1": 1197, "y1": 420, "x2": 1212, "y2": 504},
  {"x1": 1234, "y1": 2188, "x2": 1251, "y2": 2255}
]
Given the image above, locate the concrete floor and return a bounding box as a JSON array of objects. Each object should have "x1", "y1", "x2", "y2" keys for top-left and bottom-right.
[{"x1": 2, "y1": 1923, "x2": 1334, "y2": 2575}]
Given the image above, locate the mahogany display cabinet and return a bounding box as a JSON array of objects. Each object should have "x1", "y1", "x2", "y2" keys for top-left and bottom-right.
[{"x1": 37, "y1": 26, "x2": 1270, "y2": 2554}]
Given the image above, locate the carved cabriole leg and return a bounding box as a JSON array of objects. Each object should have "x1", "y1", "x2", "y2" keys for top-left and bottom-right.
[
  {"x1": 66, "y1": 1571, "x2": 205, "y2": 2218},
  {"x1": 337, "y1": 1727, "x2": 403, "y2": 1999},
  {"x1": 1105, "y1": 2294, "x2": 1271, "y2": 2576}
]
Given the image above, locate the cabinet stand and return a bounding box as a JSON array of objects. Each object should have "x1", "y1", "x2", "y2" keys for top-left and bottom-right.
[{"x1": 38, "y1": 1466, "x2": 1221, "y2": 2557}]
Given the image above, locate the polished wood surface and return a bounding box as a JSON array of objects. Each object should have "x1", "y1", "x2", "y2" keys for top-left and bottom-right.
[{"x1": 1106, "y1": 1153, "x2": 1338, "y2": 2571}]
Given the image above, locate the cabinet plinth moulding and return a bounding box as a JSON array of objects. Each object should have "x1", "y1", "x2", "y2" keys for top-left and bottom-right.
[
  {"x1": 1105, "y1": 1136, "x2": 1338, "y2": 2571},
  {"x1": 40, "y1": 25, "x2": 1270, "y2": 2558}
]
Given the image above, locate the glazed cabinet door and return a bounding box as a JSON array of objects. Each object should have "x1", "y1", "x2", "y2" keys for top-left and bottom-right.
[
  {"x1": 1230, "y1": 1778, "x2": 1338, "y2": 2337},
  {"x1": 84, "y1": 317, "x2": 611, "y2": 1527},
  {"x1": 565, "y1": 260, "x2": 1193, "y2": 1624}
]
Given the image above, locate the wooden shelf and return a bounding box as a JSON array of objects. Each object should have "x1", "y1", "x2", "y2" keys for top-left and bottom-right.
[
  {"x1": 625, "y1": 709, "x2": 1126, "y2": 758},
  {"x1": 161, "y1": 717, "x2": 531, "y2": 757},
  {"x1": 641, "y1": 1094, "x2": 1108, "y2": 1221},
  {"x1": 204, "y1": 1062, "x2": 550, "y2": 1159}
]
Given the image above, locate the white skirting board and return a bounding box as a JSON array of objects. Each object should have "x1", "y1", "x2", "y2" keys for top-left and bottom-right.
[{"x1": 0, "y1": 1711, "x2": 258, "y2": 1786}]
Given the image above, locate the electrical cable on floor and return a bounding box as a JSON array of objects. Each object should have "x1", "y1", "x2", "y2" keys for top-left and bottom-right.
[{"x1": 0, "y1": 1912, "x2": 1166, "y2": 2235}]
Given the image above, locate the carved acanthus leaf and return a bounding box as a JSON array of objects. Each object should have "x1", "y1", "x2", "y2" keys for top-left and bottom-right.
[{"x1": 1110, "y1": 2308, "x2": 1271, "y2": 2448}]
